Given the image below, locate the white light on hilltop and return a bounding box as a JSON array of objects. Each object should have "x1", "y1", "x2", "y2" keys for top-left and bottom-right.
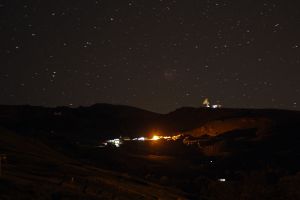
[{"x1": 212, "y1": 105, "x2": 222, "y2": 108}]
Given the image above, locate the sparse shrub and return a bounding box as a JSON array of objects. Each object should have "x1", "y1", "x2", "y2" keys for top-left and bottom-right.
[{"x1": 160, "y1": 176, "x2": 169, "y2": 185}]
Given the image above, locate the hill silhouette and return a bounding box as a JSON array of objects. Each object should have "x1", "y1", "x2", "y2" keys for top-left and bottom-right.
[
  {"x1": 0, "y1": 104, "x2": 299, "y2": 140},
  {"x1": 0, "y1": 104, "x2": 300, "y2": 199}
]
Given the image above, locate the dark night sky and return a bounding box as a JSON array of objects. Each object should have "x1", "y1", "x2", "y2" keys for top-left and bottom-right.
[{"x1": 0, "y1": 0, "x2": 299, "y2": 113}]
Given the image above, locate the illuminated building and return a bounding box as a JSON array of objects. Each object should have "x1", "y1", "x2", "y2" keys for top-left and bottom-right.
[{"x1": 203, "y1": 98, "x2": 210, "y2": 107}]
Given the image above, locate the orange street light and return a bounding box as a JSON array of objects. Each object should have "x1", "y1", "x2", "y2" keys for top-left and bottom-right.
[{"x1": 151, "y1": 135, "x2": 160, "y2": 141}]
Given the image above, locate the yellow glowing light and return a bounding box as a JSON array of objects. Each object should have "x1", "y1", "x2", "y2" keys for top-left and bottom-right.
[{"x1": 151, "y1": 135, "x2": 160, "y2": 140}]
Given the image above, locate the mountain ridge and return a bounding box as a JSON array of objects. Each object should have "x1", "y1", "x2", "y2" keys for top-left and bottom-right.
[{"x1": 0, "y1": 103, "x2": 300, "y2": 141}]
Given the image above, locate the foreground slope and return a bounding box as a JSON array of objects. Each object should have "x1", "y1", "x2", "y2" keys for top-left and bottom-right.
[{"x1": 0, "y1": 127, "x2": 188, "y2": 199}]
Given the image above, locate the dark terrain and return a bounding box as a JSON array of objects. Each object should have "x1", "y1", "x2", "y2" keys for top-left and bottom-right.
[{"x1": 0, "y1": 104, "x2": 300, "y2": 199}]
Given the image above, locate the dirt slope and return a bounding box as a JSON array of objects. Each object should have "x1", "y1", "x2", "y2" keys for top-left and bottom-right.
[
  {"x1": 0, "y1": 127, "x2": 187, "y2": 200},
  {"x1": 185, "y1": 117, "x2": 272, "y2": 137}
]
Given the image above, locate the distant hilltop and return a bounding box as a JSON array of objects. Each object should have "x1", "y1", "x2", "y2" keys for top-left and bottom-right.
[{"x1": 202, "y1": 98, "x2": 222, "y2": 108}]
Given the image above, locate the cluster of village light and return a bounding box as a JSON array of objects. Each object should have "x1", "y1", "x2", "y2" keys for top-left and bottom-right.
[
  {"x1": 100, "y1": 134, "x2": 182, "y2": 148},
  {"x1": 98, "y1": 133, "x2": 228, "y2": 183}
]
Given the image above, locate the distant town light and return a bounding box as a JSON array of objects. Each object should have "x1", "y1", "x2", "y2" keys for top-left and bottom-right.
[
  {"x1": 218, "y1": 178, "x2": 226, "y2": 182},
  {"x1": 100, "y1": 133, "x2": 182, "y2": 148},
  {"x1": 107, "y1": 138, "x2": 122, "y2": 147}
]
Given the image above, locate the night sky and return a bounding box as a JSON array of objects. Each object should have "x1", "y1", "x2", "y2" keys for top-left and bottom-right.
[{"x1": 1, "y1": 0, "x2": 299, "y2": 113}]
